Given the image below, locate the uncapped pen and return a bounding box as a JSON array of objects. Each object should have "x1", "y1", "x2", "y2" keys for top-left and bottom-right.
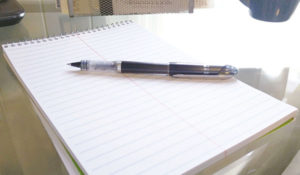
[{"x1": 67, "y1": 60, "x2": 238, "y2": 79}]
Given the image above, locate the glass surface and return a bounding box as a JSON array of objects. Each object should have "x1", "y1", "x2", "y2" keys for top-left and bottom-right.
[{"x1": 0, "y1": 0, "x2": 299, "y2": 174}]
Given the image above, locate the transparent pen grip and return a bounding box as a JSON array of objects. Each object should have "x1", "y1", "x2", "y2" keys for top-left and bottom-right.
[{"x1": 85, "y1": 60, "x2": 118, "y2": 71}]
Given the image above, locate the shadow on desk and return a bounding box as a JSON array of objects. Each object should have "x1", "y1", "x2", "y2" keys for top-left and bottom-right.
[
  {"x1": 198, "y1": 67, "x2": 300, "y2": 175},
  {"x1": 0, "y1": 57, "x2": 68, "y2": 175}
]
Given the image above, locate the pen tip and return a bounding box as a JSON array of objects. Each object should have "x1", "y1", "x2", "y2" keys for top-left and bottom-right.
[{"x1": 67, "y1": 62, "x2": 81, "y2": 68}]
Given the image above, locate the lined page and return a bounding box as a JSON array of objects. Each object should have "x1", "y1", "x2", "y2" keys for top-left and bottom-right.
[{"x1": 2, "y1": 22, "x2": 297, "y2": 175}]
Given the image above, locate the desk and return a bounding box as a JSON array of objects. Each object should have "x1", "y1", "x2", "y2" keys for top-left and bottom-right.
[{"x1": 0, "y1": 0, "x2": 299, "y2": 174}]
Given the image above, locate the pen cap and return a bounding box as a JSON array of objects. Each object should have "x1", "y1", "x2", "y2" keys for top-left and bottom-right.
[{"x1": 169, "y1": 63, "x2": 238, "y2": 76}]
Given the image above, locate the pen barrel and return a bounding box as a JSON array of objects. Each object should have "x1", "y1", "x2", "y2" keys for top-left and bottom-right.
[{"x1": 121, "y1": 61, "x2": 168, "y2": 74}]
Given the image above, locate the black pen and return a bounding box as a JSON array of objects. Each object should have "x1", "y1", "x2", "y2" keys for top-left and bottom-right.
[{"x1": 67, "y1": 60, "x2": 238, "y2": 79}]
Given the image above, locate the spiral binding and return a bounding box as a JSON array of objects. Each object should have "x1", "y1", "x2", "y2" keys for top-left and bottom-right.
[{"x1": 2, "y1": 20, "x2": 133, "y2": 49}]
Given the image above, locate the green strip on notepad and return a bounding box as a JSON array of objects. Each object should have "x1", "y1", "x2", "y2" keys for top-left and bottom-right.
[
  {"x1": 261, "y1": 117, "x2": 295, "y2": 138},
  {"x1": 65, "y1": 147, "x2": 84, "y2": 175}
]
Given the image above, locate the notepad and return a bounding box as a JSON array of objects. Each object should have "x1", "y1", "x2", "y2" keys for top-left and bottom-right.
[{"x1": 2, "y1": 21, "x2": 297, "y2": 175}]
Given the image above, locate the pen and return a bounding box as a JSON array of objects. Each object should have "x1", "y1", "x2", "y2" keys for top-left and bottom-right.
[{"x1": 67, "y1": 60, "x2": 238, "y2": 79}]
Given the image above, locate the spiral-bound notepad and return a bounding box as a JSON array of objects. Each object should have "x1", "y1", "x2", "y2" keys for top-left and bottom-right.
[{"x1": 2, "y1": 21, "x2": 297, "y2": 175}]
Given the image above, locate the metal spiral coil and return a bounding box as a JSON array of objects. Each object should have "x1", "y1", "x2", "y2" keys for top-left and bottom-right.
[{"x1": 2, "y1": 20, "x2": 133, "y2": 49}]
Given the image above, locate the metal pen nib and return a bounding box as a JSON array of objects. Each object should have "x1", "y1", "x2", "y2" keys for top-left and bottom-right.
[{"x1": 68, "y1": 62, "x2": 81, "y2": 68}]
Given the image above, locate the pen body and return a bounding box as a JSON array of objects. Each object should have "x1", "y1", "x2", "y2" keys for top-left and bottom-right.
[{"x1": 72, "y1": 60, "x2": 238, "y2": 78}]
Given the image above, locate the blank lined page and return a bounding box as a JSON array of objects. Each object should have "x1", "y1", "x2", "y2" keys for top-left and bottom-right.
[{"x1": 2, "y1": 21, "x2": 297, "y2": 175}]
